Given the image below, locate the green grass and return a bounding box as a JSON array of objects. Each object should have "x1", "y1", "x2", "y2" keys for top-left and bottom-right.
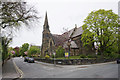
[{"x1": 55, "y1": 56, "x2": 81, "y2": 59}]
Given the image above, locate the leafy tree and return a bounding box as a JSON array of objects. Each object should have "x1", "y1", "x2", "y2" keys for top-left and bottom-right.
[
  {"x1": 8, "y1": 47, "x2": 13, "y2": 56},
  {"x1": 20, "y1": 43, "x2": 29, "y2": 56},
  {"x1": 81, "y1": 9, "x2": 118, "y2": 54},
  {"x1": 28, "y1": 46, "x2": 40, "y2": 57},
  {"x1": 56, "y1": 46, "x2": 65, "y2": 58},
  {"x1": 8, "y1": 47, "x2": 13, "y2": 52},
  {"x1": 13, "y1": 47, "x2": 20, "y2": 57}
]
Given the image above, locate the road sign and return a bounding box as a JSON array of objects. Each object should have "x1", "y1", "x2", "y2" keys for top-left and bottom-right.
[{"x1": 65, "y1": 52, "x2": 69, "y2": 57}]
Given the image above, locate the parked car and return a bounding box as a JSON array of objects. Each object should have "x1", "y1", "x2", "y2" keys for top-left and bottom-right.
[
  {"x1": 24, "y1": 57, "x2": 29, "y2": 62},
  {"x1": 28, "y1": 58, "x2": 35, "y2": 63},
  {"x1": 117, "y1": 59, "x2": 120, "y2": 64}
]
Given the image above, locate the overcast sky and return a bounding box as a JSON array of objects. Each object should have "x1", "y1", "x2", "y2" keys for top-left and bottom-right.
[{"x1": 10, "y1": 0, "x2": 119, "y2": 47}]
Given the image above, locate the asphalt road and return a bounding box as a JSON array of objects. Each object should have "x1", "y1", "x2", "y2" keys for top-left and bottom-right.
[{"x1": 13, "y1": 57, "x2": 119, "y2": 78}]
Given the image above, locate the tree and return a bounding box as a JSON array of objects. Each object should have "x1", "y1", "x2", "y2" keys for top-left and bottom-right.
[
  {"x1": 81, "y1": 9, "x2": 118, "y2": 54},
  {"x1": 20, "y1": 43, "x2": 29, "y2": 56},
  {"x1": 56, "y1": 46, "x2": 65, "y2": 58},
  {"x1": 2, "y1": 37, "x2": 12, "y2": 61},
  {"x1": 0, "y1": 40, "x2": 2, "y2": 62},
  {"x1": 14, "y1": 47, "x2": 20, "y2": 57},
  {"x1": 0, "y1": 2, "x2": 39, "y2": 61},
  {"x1": 0, "y1": 2, "x2": 38, "y2": 29},
  {"x1": 8, "y1": 47, "x2": 14, "y2": 56},
  {"x1": 28, "y1": 46, "x2": 40, "y2": 57}
]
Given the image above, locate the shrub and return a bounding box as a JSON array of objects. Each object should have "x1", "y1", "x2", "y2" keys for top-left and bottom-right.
[
  {"x1": 117, "y1": 54, "x2": 120, "y2": 59},
  {"x1": 32, "y1": 55, "x2": 38, "y2": 57},
  {"x1": 109, "y1": 52, "x2": 119, "y2": 59},
  {"x1": 97, "y1": 52, "x2": 101, "y2": 55},
  {"x1": 51, "y1": 54, "x2": 54, "y2": 58},
  {"x1": 45, "y1": 55, "x2": 50, "y2": 59},
  {"x1": 87, "y1": 55, "x2": 96, "y2": 58},
  {"x1": 96, "y1": 55, "x2": 102, "y2": 59},
  {"x1": 39, "y1": 56, "x2": 44, "y2": 59},
  {"x1": 103, "y1": 52, "x2": 119, "y2": 59},
  {"x1": 80, "y1": 54, "x2": 87, "y2": 58}
]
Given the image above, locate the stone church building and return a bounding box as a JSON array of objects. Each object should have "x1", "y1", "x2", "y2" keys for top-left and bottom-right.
[{"x1": 41, "y1": 12, "x2": 94, "y2": 56}]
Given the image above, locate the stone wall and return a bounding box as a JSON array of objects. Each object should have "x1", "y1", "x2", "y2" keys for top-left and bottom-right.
[
  {"x1": 35, "y1": 58, "x2": 116, "y2": 65},
  {"x1": 70, "y1": 49, "x2": 79, "y2": 56}
]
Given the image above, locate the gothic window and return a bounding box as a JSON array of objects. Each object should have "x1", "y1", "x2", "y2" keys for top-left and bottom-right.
[
  {"x1": 43, "y1": 33, "x2": 49, "y2": 38},
  {"x1": 46, "y1": 33, "x2": 48, "y2": 37},
  {"x1": 50, "y1": 41, "x2": 52, "y2": 47}
]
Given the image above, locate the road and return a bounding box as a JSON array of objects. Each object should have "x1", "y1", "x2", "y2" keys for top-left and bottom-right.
[{"x1": 13, "y1": 57, "x2": 119, "y2": 78}]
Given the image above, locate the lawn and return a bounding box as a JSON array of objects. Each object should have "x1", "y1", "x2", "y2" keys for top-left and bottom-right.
[{"x1": 55, "y1": 56, "x2": 81, "y2": 59}]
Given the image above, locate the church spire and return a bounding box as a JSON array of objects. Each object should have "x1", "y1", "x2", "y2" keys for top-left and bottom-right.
[
  {"x1": 44, "y1": 12, "x2": 48, "y2": 25},
  {"x1": 43, "y1": 12, "x2": 49, "y2": 30}
]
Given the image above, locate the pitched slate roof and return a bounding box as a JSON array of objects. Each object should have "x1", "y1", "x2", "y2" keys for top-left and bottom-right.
[
  {"x1": 63, "y1": 41, "x2": 78, "y2": 49},
  {"x1": 71, "y1": 27, "x2": 83, "y2": 38},
  {"x1": 61, "y1": 28, "x2": 74, "y2": 39},
  {"x1": 52, "y1": 34, "x2": 67, "y2": 46},
  {"x1": 52, "y1": 26, "x2": 83, "y2": 48}
]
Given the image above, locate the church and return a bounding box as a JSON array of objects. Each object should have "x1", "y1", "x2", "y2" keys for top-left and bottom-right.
[{"x1": 41, "y1": 12, "x2": 94, "y2": 56}]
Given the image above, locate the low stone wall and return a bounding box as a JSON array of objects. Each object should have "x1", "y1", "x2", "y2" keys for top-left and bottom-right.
[{"x1": 34, "y1": 58, "x2": 116, "y2": 65}]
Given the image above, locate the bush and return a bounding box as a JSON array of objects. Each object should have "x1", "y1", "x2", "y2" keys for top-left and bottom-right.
[
  {"x1": 32, "y1": 55, "x2": 38, "y2": 57},
  {"x1": 87, "y1": 55, "x2": 96, "y2": 58},
  {"x1": 45, "y1": 55, "x2": 50, "y2": 59},
  {"x1": 97, "y1": 52, "x2": 101, "y2": 55},
  {"x1": 96, "y1": 55, "x2": 102, "y2": 59},
  {"x1": 51, "y1": 54, "x2": 54, "y2": 58},
  {"x1": 39, "y1": 56, "x2": 44, "y2": 59},
  {"x1": 80, "y1": 54, "x2": 87, "y2": 58},
  {"x1": 109, "y1": 52, "x2": 118, "y2": 59},
  {"x1": 117, "y1": 54, "x2": 120, "y2": 59},
  {"x1": 103, "y1": 52, "x2": 119, "y2": 59}
]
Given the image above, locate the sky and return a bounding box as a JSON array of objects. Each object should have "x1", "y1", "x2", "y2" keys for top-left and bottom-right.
[{"x1": 10, "y1": 0, "x2": 119, "y2": 47}]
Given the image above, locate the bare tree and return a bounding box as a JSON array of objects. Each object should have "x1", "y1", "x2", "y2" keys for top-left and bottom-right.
[
  {"x1": 0, "y1": 1, "x2": 39, "y2": 62},
  {"x1": 0, "y1": 2, "x2": 39, "y2": 29}
]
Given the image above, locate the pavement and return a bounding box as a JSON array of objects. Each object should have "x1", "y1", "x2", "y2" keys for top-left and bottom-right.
[
  {"x1": 0, "y1": 62, "x2": 2, "y2": 80},
  {"x1": 2, "y1": 58, "x2": 20, "y2": 79}
]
